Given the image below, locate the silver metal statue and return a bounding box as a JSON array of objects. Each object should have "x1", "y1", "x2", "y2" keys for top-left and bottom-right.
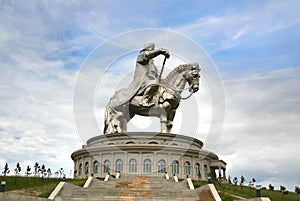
[{"x1": 104, "y1": 42, "x2": 200, "y2": 134}]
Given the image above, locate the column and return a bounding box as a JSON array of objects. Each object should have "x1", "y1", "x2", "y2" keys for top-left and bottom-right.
[
  {"x1": 191, "y1": 156, "x2": 195, "y2": 179},
  {"x1": 89, "y1": 156, "x2": 92, "y2": 177},
  {"x1": 99, "y1": 154, "x2": 103, "y2": 178},
  {"x1": 180, "y1": 156, "x2": 184, "y2": 179},
  {"x1": 223, "y1": 168, "x2": 226, "y2": 179},
  {"x1": 124, "y1": 152, "x2": 127, "y2": 176},
  {"x1": 167, "y1": 153, "x2": 171, "y2": 175},
  {"x1": 81, "y1": 157, "x2": 84, "y2": 179},
  {"x1": 153, "y1": 152, "x2": 157, "y2": 176},
  {"x1": 139, "y1": 151, "x2": 142, "y2": 175}
]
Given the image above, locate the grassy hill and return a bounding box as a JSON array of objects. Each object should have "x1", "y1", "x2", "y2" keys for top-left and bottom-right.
[
  {"x1": 213, "y1": 183, "x2": 300, "y2": 201},
  {"x1": 1, "y1": 176, "x2": 299, "y2": 200},
  {"x1": 193, "y1": 181, "x2": 300, "y2": 201},
  {"x1": 0, "y1": 176, "x2": 86, "y2": 198}
]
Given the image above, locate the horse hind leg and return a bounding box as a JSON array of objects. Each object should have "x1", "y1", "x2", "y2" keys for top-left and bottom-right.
[{"x1": 104, "y1": 105, "x2": 123, "y2": 134}]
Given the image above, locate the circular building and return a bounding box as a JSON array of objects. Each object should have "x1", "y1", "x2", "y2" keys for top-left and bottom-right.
[{"x1": 71, "y1": 132, "x2": 226, "y2": 181}]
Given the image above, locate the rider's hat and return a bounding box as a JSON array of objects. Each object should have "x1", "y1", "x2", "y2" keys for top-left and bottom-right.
[{"x1": 140, "y1": 42, "x2": 155, "y2": 52}]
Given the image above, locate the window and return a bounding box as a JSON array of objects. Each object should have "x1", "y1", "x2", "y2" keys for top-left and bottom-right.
[
  {"x1": 85, "y1": 162, "x2": 89, "y2": 175},
  {"x1": 172, "y1": 160, "x2": 179, "y2": 175},
  {"x1": 148, "y1": 141, "x2": 158, "y2": 144},
  {"x1": 143, "y1": 159, "x2": 152, "y2": 173},
  {"x1": 104, "y1": 160, "x2": 111, "y2": 173},
  {"x1": 158, "y1": 159, "x2": 166, "y2": 173},
  {"x1": 93, "y1": 161, "x2": 99, "y2": 174},
  {"x1": 184, "y1": 161, "x2": 190, "y2": 176},
  {"x1": 126, "y1": 141, "x2": 135, "y2": 144},
  {"x1": 78, "y1": 163, "x2": 82, "y2": 176},
  {"x1": 115, "y1": 159, "x2": 123, "y2": 173},
  {"x1": 204, "y1": 165, "x2": 208, "y2": 177},
  {"x1": 129, "y1": 159, "x2": 137, "y2": 173},
  {"x1": 195, "y1": 163, "x2": 200, "y2": 177}
]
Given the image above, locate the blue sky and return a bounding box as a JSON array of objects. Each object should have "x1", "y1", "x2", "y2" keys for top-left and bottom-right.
[{"x1": 0, "y1": 0, "x2": 300, "y2": 190}]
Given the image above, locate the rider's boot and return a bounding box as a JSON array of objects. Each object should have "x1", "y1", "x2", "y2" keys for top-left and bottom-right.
[{"x1": 139, "y1": 85, "x2": 158, "y2": 107}]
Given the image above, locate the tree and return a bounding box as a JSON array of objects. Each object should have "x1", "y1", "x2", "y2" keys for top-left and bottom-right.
[
  {"x1": 2, "y1": 163, "x2": 10, "y2": 176},
  {"x1": 233, "y1": 177, "x2": 238, "y2": 185},
  {"x1": 14, "y1": 162, "x2": 21, "y2": 176},
  {"x1": 59, "y1": 168, "x2": 64, "y2": 178},
  {"x1": 34, "y1": 162, "x2": 40, "y2": 177},
  {"x1": 25, "y1": 165, "x2": 31, "y2": 177},
  {"x1": 240, "y1": 175, "x2": 246, "y2": 186},
  {"x1": 14, "y1": 162, "x2": 21, "y2": 184},
  {"x1": 248, "y1": 178, "x2": 255, "y2": 188},
  {"x1": 228, "y1": 175, "x2": 232, "y2": 185},
  {"x1": 269, "y1": 184, "x2": 274, "y2": 191},
  {"x1": 40, "y1": 164, "x2": 47, "y2": 179},
  {"x1": 47, "y1": 168, "x2": 52, "y2": 178},
  {"x1": 280, "y1": 186, "x2": 288, "y2": 196},
  {"x1": 295, "y1": 186, "x2": 300, "y2": 194}
]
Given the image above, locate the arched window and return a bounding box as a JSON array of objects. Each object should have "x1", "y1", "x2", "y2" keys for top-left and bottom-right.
[
  {"x1": 184, "y1": 161, "x2": 190, "y2": 176},
  {"x1": 115, "y1": 159, "x2": 123, "y2": 173},
  {"x1": 172, "y1": 160, "x2": 179, "y2": 175},
  {"x1": 129, "y1": 159, "x2": 137, "y2": 173},
  {"x1": 158, "y1": 159, "x2": 166, "y2": 173},
  {"x1": 126, "y1": 141, "x2": 135, "y2": 144},
  {"x1": 148, "y1": 141, "x2": 158, "y2": 144},
  {"x1": 93, "y1": 161, "x2": 99, "y2": 174},
  {"x1": 104, "y1": 160, "x2": 111, "y2": 173},
  {"x1": 143, "y1": 159, "x2": 152, "y2": 173},
  {"x1": 204, "y1": 164, "x2": 208, "y2": 178},
  {"x1": 78, "y1": 163, "x2": 82, "y2": 176},
  {"x1": 85, "y1": 162, "x2": 89, "y2": 175},
  {"x1": 195, "y1": 163, "x2": 200, "y2": 177}
]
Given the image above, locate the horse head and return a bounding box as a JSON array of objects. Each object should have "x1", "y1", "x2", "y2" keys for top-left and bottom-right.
[{"x1": 183, "y1": 63, "x2": 200, "y2": 93}]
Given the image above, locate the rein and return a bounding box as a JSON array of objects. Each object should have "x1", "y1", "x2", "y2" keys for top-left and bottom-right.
[
  {"x1": 161, "y1": 82, "x2": 194, "y2": 100},
  {"x1": 180, "y1": 87, "x2": 194, "y2": 100},
  {"x1": 180, "y1": 89, "x2": 194, "y2": 100},
  {"x1": 159, "y1": 59, "x2": 196, "y2": 101}
]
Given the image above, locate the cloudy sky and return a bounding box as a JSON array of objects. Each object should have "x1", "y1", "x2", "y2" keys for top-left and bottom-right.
[{"x1": 0, "y1": 0, "x2": 299, "y2": 190}]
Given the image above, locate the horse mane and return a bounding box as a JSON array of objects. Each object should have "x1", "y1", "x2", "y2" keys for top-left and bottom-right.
[{"x1": 163, "y1": 63, "x2": 193, "y2": 83}]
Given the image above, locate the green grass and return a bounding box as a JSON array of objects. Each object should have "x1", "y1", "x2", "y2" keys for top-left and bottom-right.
[
  {"x1": 2, "y1": 176, "x2": 300, "y2": 200},
  {"x1": 193, "y1": 181, "x2": 208, "y2": 189},
  {"x1": 0, "y1": 176, "x2": 86, "y2": 198},
  {"x1": 192, "y1": 181, "x2": 300, "y2": 201},
  {"x1": 214, "y1": 183, "x2": 300, "y2": 201},
  {"x1": 218, "y1": 192, "x2": 236, "y2": 201}
]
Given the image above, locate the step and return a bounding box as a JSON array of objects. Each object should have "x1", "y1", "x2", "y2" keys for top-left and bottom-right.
[{"x1": 55, "y1": 176, "x2": 211, "y2": 201}]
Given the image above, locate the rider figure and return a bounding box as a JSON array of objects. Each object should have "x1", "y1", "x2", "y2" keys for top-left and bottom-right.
[{"x1": 136, "y1": 42, "x2": 170, "y2": 107}]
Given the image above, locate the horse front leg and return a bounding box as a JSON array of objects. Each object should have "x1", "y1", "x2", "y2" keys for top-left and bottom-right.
[
  {"x1": 166, "y1": 109, "x2": 176, "y2": 133},
  {"x1": 160, "y1": 102, "x2": 171, "y2": 133},
  {"x1": 160, "y1": 115, "x2": 167, "y2": 133}
]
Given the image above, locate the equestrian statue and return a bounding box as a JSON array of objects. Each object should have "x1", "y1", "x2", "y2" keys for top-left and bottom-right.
[{"x1": 104, "y1": 42, "x2": 200, "y2": 134}]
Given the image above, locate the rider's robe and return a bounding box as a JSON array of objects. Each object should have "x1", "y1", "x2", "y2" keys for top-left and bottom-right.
[{"x1": 109, "y1": 50, "x2": 159, "y2": 108}]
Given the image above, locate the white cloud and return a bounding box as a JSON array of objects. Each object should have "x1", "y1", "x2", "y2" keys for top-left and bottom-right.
[
  {"x1": 216, "y1": 68, "x2": 300, "y2": 189},
  {"x1": 175, "y1": 1, "x2": 300, "y2": 53},
  {"x1": 0, "y1": 0, "x2": 299, "y2": 191}
]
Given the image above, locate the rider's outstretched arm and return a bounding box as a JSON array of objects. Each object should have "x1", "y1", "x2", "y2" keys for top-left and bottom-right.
[{"x1": 144, "y1": 49, "x2": 170, "y2": 61}]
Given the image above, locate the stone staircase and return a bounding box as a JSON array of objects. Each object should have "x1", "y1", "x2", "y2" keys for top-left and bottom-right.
[{"x1": 54, "y1": 176, "x2": 214, "y2": 201}]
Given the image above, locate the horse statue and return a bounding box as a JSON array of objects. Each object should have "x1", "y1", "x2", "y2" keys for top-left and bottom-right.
[{"x1": 104, "y1": 62, "x2": 200, "y2": 134}]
